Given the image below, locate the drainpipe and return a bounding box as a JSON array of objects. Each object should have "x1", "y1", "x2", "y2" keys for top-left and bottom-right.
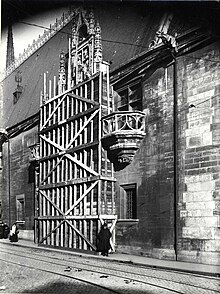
[
  {"x1": 8, "y1": 139, "x2": 11, "y2": 227},
  {"x1": 0, "y1": 129, "x2": 10, "y2": 226},
  {"x1": 173, "y1": 58, "x2": 178, "y2": 261},
  {"x1": 156, "y1": 32, "x2": 179, "y2": 261}
]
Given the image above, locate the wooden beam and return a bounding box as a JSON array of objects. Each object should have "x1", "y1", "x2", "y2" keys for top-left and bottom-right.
[
  {"x1": 38, "y1": 214, "x2": 117, "y2": 220},
  {"x1": 39, "y1": 220, "x2": 64, "y2": 244},
  {"x1": 65, "y1": 181, "x2": 98, "y2": 215},
  {"x1": 40, "y1": 151, "x2": 99, "y2": 185},
  {"x1": 40, "y1": 134, "x2": 64, "y2": 152},
  {"x1": 68, "y1": 93, "x2": 99, "y2": 106},
  {"x1": 65, "y1": 219, "x2": 96, "y2": 250},
  {"x1": 39, "y1": 176, "x2": 100, "y2": 190},
  {"x1": 43, "y1": 72, "x2": 100, "y2": 106},
  {"x1": 39, "y1": 190, "x2": 64, "y2": 215},
  {"x1": 40, "y1": 94, "x2": 67, "y2": 130},
  {"x1": 66, "y1": 108, "x2": 100, "y2": 149},
  {"x1": 38, "y1": 141, "x2": 99, "y2": 162},
  {"x1": 65, "y1": 154, "x2": 99, "y2": 177},
  {"x1": 40, "y1": 105, "x2": 99, "y2": 136}
]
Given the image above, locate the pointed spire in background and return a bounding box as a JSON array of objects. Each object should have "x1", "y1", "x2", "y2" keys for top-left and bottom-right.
[{"x1": 6, "y1": 22, "x2": 15, "y2": 69}]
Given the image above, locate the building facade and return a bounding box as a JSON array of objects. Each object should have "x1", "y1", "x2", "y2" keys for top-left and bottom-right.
[{"x1": 0, "y1": 3, "x2": 220, "y2": 264}]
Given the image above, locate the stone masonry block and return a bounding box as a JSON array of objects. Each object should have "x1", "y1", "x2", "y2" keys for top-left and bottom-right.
[
  {"x1": 187, "y1": 136, "x2": 202, "y2": 148},
  {"x1": 204, "y1": 240, "x2": 220, "y2": 252},
  {"x1": 185, "y1": 216, "x2": 218, "y2": 227},
  {"x1": 185, "y1": 124, "x2": 211, "y2": 137},
  {"x1": 202, "y1": 132, "x2": 213, "y2": 146},
  {"x1": 182, "y1": 227, "x2": 215, "y2": 239},
  {"x1": 185, "y1": 173, "x2": 212, "y2": 184},
  {"x1": 183, "y1": 191, "x2": 213, "y2": 202},
  {"x1": 186, "y1": 181, "x2": 214, "y2": 192},
  {"x1": 186, "y1": 201, "x2": 215, "y2": 210},
  {"x1": 204, "y1": 89, "x2": 215, "y2": 98},
  {"x1": 187, "y1": 209, "x2": 214, "y2": 217},
  {"x1": 213, "y1": 228, "x2": 220, "y2": 239}
]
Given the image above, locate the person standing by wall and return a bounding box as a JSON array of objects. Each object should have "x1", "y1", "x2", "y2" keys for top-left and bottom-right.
[
  {"x1": 97, "y1": 222, "x2": 112, "y2": 256},
  {"x1": 9, "y1": 222, "x2": 19, "y2": 242}
]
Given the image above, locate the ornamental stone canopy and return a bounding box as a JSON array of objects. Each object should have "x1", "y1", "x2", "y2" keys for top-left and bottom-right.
[{"x1": 101, "y1": 111, "x2": 145, "y2": 170}]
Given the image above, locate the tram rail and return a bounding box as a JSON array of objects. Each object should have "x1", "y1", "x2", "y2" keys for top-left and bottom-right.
[{"x1": 0, "y1": 246, "x2": 219, "y2": 294}]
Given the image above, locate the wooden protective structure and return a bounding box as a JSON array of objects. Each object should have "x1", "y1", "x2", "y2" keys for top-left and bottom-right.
[{"x1": 35, "y1": 8, "x2": 117, "y2": 251}]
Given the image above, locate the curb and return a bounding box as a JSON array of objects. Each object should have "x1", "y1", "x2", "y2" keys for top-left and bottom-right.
[{"x1": 2, "y1": 240, "x2": 220, "y2": 278}]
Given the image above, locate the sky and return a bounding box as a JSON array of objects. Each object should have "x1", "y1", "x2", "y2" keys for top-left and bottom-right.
[
  {"x1": 1, "y1": 0, "x2": 220, "y2": 72},
  {"x1": 0, "y1": 0, "x2": 78, "y2": 72}
]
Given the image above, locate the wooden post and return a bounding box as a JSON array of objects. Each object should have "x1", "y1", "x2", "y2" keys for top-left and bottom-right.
[
  {"x1": 53, "y1": 76, "x2": 56, "y2": 97},
  {"x1": 43, "y1": 72, "x2": 47, "y2": 101}
]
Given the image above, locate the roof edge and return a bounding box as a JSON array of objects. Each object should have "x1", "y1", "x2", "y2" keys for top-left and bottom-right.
[{"x1": 1, "y1": 8, "x2": 79, "y2": 82}]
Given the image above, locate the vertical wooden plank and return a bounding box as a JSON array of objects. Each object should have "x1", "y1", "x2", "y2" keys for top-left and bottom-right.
[
  {"x1": 71, "y1": 96, "x2": 74, "y2": 117},
  {"x1": 51, "y1": 189, "x2": 55, "y2": 245},
  {"x1": 97, "y1": 73, "x2": 102, "y2": 215},
  {"x1": 53, "y1": 76, "x2": 56, "y2": 97},
  {"x1": 70, "y1": 121, "x2": 73, "y2": 148},
  {"x1": 75, "y1": 89, "x2": 78, "y2": 114},
  {"x1": 66, "y1": 123, "x2": 69, "y2": 152},
  {"x1": 57, "y1": 127, "x2": 60, "y2": 183},
  {"x1": 57, "y1": 97, "x2": 61, "y2": 126},
  {"x1": 89, "y1": 220, "x2": 93, "y2": 246},
  {"x1": 68, "y1": 38, "x2": 71, "y2": 90},
  {"x1": 62, "y1": 125, "x2": 65, "y2": 149},
  {"x1": 49, "y1": 80, "x2": 52, "y2": 100},
  {"x1": 66, "y1": 95, "x2": 70, "y2": 122},
  {"x1": 106, "y1": 64, "x2": 110, "y2": 114},
  {"x1": 43, "y1": 72, "x2": 47, "y2": 101},
  {"x1": 42, "y1": 192, "x2": 46, "y2": 244},
  {"x1": 40, "y1": 92, "x2": 43, "y2": 128},
  {"x1": 60, "y1": 187, "x2": 64, "y2": 247}
]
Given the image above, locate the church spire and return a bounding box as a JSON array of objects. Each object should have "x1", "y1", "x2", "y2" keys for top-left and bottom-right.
[{"x1": 6, "y1": 23, "x2": 15, "y2": 69}]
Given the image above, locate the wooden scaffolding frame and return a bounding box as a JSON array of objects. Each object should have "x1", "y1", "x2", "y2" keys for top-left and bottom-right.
[
  {"x1": 36, "y1": 69, "x2": 117, "y2": 251},
  {"x1": 35, "y1": 9, "x2": 117, "y2": 251}
]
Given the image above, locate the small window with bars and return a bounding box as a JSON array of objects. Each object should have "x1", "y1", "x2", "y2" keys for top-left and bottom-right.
[{"x1": 121, "y1": 184, "x2": 137, "y2": 219}]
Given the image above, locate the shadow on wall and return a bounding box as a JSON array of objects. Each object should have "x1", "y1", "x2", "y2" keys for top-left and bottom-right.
[
  {"x1": 137, "y1": 169, "x2": 173, "y2": 248},
  {"x1": 116, "y1": 169, "x2": 174, "y2": 251}
]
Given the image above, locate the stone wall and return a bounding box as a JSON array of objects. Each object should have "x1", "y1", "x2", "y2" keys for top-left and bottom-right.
[
  {"x1": 115, "y1": 41, "x2": 220, "y2": 264},
  {"x1": 1, "y1": 126, "x2": 38, "y2": 230},
  {"x1": 177, "y1": 41, "x2": 220, "y2": 264},
  {"x1": 115, "y1": 65, "x2": 176, "y2": 259}
]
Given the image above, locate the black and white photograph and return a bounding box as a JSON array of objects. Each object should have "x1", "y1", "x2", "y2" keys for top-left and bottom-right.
[{"x1": 0, "y1": 0, "x2": 220, "y2": 293}]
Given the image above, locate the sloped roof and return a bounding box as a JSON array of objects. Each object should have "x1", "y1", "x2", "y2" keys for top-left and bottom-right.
[
  {"x1": 2, "y1": 21, "x2": 71, "y2": 129},
  {"x1": 1, "y1": 4, "x2": 164, "y2": 129},
  {"x1": 2, "y1": 2, "x2": 219, "y2": 130}
]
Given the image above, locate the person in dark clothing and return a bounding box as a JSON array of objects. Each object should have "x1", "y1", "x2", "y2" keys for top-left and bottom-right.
[
  {"x1": 97, "y1": 223, "x2": 112, "y2": 256},
  {"x1": 0, "y1": 221, "x2": 10, "y2": 239},
  {"x1": 3, "y1": 223, "x2": 10, "y2": 239}
]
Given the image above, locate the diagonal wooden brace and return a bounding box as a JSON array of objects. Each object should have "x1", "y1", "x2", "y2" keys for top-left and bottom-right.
[
  {"x1": 41, "y1": 94, "x2": 67, "y2": 130},
  {"x1": 65, "y1": 219, "x2": 96, "y2": 250},
  {"x1": 39, "y1": 190, "x2": 64, "y2": 215},
  {"x1": 64, "y1": 181, "x2": 98, "y2": 215},
  {"x1": 39, "y1": 220, "x2": 65, "y2": 244}
]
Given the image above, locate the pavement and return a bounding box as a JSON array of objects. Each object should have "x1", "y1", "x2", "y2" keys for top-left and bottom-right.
[{"x1": 1, "y1": 238, "x2": 220, "y2": 277}]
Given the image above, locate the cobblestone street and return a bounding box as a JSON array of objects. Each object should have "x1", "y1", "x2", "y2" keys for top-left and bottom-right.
[{"x1": 0, "y1": 241, "x2": 219, "y2": 294}]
